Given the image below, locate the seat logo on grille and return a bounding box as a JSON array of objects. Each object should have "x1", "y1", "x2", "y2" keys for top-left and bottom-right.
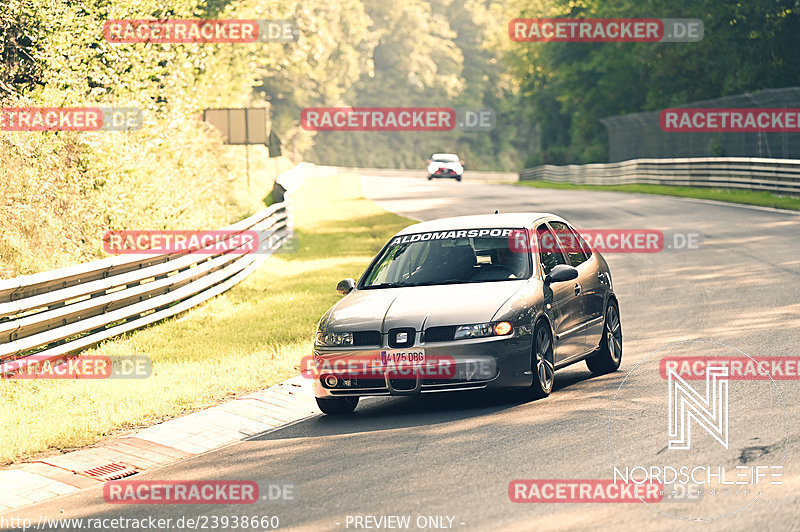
[{"x1": 396, "y1": 332, "x2": 408, "y2": 343}]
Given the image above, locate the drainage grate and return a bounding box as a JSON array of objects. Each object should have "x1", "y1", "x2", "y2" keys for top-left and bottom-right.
[{"x1": 82, "y1": 462, "x2": 138, "y2": 481}]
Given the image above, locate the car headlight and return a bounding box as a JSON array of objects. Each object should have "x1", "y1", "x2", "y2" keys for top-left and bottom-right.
[
  {"x1": 454, "y1": 322, "x2": 513, "y2": 340},
  {"x1": 315, "y1": 331, "x2": 353, "y2": 347}
]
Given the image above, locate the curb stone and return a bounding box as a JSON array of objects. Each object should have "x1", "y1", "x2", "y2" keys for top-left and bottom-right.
[{"x1": 0, "y1": 375, "x2": 318, "y2": 514}]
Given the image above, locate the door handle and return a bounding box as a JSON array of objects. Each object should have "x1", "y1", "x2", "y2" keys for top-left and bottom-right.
[{"x1": 574, "y1": 283, "x2": 581, "y2": 295}]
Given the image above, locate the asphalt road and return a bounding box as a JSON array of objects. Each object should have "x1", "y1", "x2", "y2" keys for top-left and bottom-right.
[{"x1": 7, "y1": 171, "x2": 800, "y2": 531}]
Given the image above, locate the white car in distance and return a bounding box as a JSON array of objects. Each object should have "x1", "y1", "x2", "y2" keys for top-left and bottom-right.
[{"x1": 427, "y1": 153, "x2": 464, "y2": 182}]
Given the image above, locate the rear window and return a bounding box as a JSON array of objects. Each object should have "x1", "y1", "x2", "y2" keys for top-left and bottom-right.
[{"x1": 431, "y1": 154, "x2": 459, "y2": 163}]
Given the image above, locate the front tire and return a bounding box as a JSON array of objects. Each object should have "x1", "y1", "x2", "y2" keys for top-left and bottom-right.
[
  {"x1": 316, "y1": 396, "x2": 359, "y2": 415},
  {"x1": 586, "y1": 300, "x2": 622, "y2": 374},
  {"x1": 455, "y1": 175, "x2": 462, "y2": 182},
  {"x1": 531, "y1": 322, "x2": 555, "y2": 398},
  {"x1": 427, "y1": 174, "x2": 433, "y2": 180}
]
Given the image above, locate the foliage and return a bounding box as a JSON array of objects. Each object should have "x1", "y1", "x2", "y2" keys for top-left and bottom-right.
[
  {"x1": 504, "y1": 0, "x2": 800, "y2": 164},
  {"x1": 301, "y1": 0, "x2": 531, "y2": 170},
  {"x1": 0, "y1": 0, "x2": 287, "y2": 276}
]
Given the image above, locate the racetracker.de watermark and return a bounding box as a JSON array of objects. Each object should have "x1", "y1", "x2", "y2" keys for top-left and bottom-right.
[
  {"x1": 300, "y1": 107, "x2": 495, "y2": 132},
  {"x1": 509, "y1": 18, "x2": 703, "y2": 42},
  {"x1": 300, "y1": 354, "x2": 482, "y2": 380},
  {"x1": 104, "y1": 19, "x2": 297, "y2": 43},
  {"x1": 660, "y1": 108, "x2": 800, "y2": 132},
  {"x1": 1, "y1": 355, "x2": 151, "y2": 379},
  {"x1": 0, "y1": 107, "x2": 143, "y2": 131},
  {"x1": 509, "y1": 479, "x2": 663, "y2": 503},
  {"x1": 103, "y1": 480, "x2": 280, "y2": 504},
  {"x1": 103, "y1": 230, "x2": 264, "y2": 255},
  {"x1": 659, "y1": 356, "x2": 800, "y2": 380},
  {"x1": 508, "y1": 228, "x2": 702, "y2": 254}
]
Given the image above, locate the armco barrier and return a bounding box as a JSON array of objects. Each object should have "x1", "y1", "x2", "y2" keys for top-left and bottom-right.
[
  {"x1": 0, "y1": 165, "x2": 305, "y2": 376},
  {"x1": 519, "y1": 157, "x2": 800, "y2": 195}
]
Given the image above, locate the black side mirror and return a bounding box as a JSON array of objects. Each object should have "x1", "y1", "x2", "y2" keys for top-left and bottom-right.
[
  {"x1": 544, "y1": 264, "x2": 578, "y2": 284},
  {"x1": 336, "y1": 278, "x2": 356, "y2": 295}
]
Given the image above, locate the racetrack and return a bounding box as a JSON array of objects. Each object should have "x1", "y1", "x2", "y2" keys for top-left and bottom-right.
[{"x1": 7, "y1": 170, "x2": 800, "y2": 531}]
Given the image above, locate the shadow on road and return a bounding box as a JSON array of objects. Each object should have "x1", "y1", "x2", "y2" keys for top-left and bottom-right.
[{"x1": 254, "y1": 367, "x2": 603, "y2": 441}]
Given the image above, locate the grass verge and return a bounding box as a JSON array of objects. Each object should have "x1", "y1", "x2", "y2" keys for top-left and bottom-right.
[
  {"x1": 0, "y1": 169, "x2": 412, "y2": 465},
  {"x1": 517, "y1": 180, "x2": 800, "y2": 211}
]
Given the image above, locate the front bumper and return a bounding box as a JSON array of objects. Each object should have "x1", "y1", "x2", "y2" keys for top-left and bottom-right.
[{"x1": 311, "y1": 331, "x2": 533, "y2": 398}]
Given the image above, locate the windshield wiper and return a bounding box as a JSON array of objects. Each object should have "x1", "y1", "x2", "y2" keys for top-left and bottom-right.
[
  {"x1": 365, "y1": 279, "x2": 485, "y2": 289},
  {"x1": 363, "y1": 282, "x2": 406, "y2": 289},
  {"x1": 404, "y1": 279, "x2": 471, "y2": 287}
]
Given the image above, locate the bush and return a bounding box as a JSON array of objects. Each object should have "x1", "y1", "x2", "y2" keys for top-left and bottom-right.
[{"x1": 0, "y1": 0, "x2": 286, "y2": 277}]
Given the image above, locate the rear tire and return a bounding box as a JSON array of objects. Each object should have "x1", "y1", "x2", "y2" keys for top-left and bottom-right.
[
  {"x1": 586, "y1": 300, "x2": 622, "y2": 374},
  {"x1": 316, "y1": 396, "x2": 359, "y2": 415},
  {"x1": 530, "y1": 322, "x2": 555, "y2": 398}
]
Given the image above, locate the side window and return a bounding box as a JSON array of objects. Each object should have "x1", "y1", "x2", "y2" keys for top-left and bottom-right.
[
  {"x1": 549, "y1": 221, "x2": 590, "y2": 267},
  {"x1": 535, "y1": 224, "x2": 568, "y2": 276}
]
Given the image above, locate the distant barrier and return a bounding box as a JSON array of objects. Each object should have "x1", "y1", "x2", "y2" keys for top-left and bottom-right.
[{"x1": 519, "y1": 157, "x2": 800, "y2": 195}]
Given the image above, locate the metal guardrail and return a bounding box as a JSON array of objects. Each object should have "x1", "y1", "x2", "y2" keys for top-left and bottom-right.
[
  {"x1": 0, "y1": 178, "x2": 297, "y2": 376},
  {"x1": 519, "y1": 157, "x2": 800, "y2": 195}
]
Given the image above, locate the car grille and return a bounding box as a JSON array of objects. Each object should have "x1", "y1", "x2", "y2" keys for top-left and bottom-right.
[
  {"x1": 389, "y1": 377, "x2": 416, "y2": 391},
  {"x1": 424, "y1": 326, "x2": 456, "y2": 342},
  {"x1": 352, "y1": 330, "x2": 381, "y2": 347}
]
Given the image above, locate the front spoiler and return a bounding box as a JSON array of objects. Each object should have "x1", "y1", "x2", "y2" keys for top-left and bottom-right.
[{"x1": 312, "y1": 333, "x2": 533, "y2": 398}]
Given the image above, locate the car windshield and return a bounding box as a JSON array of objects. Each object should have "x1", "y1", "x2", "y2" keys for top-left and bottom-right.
[
  {"x1": 361, "y1": 229, "x2": 530, "y2": 288},
  {"x1": 431, "y1": 154, "x2": 459, "y2": 163}
]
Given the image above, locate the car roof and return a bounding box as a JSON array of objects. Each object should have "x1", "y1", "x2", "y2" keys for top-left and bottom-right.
[{"x1": 395, "y1": 213, "x2": 563, "y2": 235}]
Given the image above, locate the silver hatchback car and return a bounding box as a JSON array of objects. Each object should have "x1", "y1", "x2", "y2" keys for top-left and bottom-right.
[{"x1": 311, "y1": 213, "x2": 622, "y2": 414}]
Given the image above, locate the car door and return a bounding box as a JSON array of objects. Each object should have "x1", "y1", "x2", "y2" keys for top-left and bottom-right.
[
  {"x1": 535, "y1": 223, "x2": 586, "y2": 363},
  {"x1": 550, "y1": 221, "x2": 601, "y2": 352}
]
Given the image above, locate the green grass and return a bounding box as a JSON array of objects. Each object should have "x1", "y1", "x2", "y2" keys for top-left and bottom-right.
[
  {"x1": 517, "y1": 181, "x2": 800, "y2": 211},
  {"x1": 0, "y1": 170, "x2": 412, "y2": 465}
]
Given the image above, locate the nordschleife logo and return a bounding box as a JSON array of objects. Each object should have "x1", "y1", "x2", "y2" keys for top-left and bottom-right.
[{"x1": 667, "y1": 365, "x2": 729, "y2": 450}]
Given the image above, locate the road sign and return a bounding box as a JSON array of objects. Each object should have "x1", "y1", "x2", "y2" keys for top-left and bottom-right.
[{"x1": 203, "y1": 107, "x2": 268, "y2": 145}]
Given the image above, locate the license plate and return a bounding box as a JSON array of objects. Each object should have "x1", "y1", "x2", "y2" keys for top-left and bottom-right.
[{"x1": 379, "y1": 349, "x2": 426, "y2": 367}]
